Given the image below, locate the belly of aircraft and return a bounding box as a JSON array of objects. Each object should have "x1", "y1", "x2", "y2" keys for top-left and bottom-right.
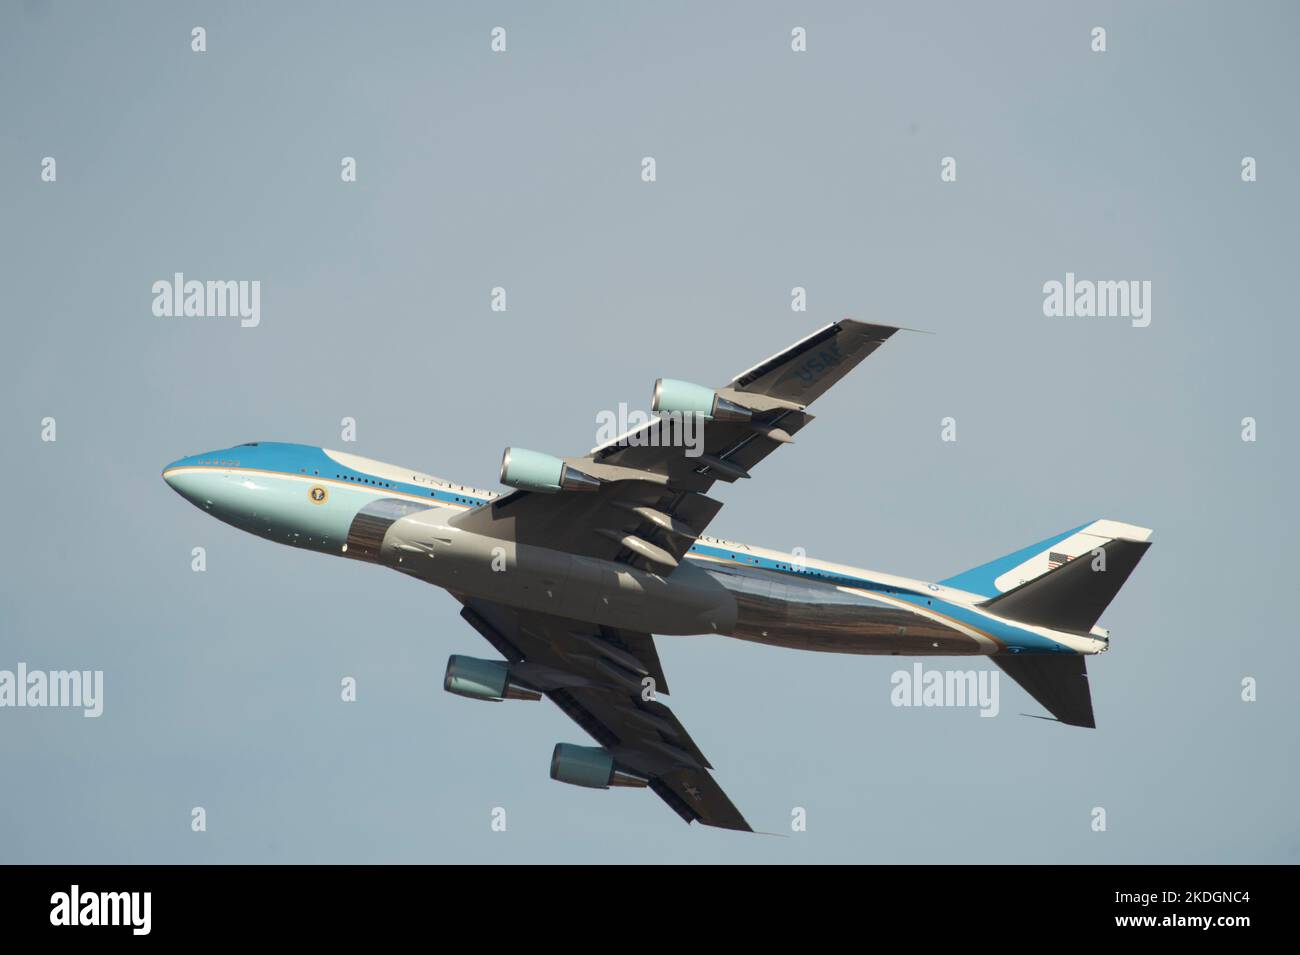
[{"x1": 295, "y1": 496, "x2": 990, "y2": 654}]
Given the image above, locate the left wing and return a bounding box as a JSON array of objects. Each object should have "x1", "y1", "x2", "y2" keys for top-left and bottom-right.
[
  {"x1": 451, "y1": 320, "x2": 899, "y2": 573},
  {"x1": 456, "y1": 595, "x2": 751, "y2": 831}
]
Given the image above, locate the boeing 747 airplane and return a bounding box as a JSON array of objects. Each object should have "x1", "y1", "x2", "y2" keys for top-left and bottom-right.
[{"x1": 163, "y1": 321, "x2": 1151, "y2": 831}]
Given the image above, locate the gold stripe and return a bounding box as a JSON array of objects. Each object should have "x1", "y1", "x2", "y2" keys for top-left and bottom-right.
[{"x1": 839, "y1": 586, "x2": 1005, "y2": 651}]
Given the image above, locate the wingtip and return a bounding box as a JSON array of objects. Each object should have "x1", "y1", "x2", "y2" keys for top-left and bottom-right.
[{"x1": 839, "y1": 318, "x2": 935, "y2": 336}]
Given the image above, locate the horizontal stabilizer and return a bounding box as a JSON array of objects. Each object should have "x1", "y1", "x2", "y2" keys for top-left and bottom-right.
[
  {"x1": 980, "y1": 538, "x2": 1151, "y2": 634},
  {"x1": 994, "y1": 654, "x2": 1096, "y2": 728}
]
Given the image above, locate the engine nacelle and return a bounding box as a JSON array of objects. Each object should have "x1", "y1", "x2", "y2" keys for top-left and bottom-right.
[
  {"x1": 444, "y1": 655, "x2": 540, "y2": 702},
  {"x1": 652, "y1": 378, "x2": 752, "y2": 423},
  {"x1": 500, "y1": 448, "x2": 600, "y2": 493},
  {"x1": 549, "y1": 743, "x2": 648, "y2": 789}
]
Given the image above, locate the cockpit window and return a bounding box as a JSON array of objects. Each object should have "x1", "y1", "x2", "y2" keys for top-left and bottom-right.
[{"x1": 237, "y1": 442, "x2": 260, "y2": 447}]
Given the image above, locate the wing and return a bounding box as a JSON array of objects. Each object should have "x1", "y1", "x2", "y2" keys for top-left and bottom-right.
[
  {"x1": 456, "y1": 595, "x2": 751, "y2": 831},
  {"x1": 451, "y1": 320, "x2": 900, "y2": 572}
]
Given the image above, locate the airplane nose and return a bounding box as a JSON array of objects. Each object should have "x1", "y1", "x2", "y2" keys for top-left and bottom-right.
[{"x1": 162, "y1": 458, "x2": 202, "y2": 505}]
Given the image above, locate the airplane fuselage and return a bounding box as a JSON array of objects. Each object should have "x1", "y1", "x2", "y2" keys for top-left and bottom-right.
[{"x1": 162, "y1": 442, "x2": 1106, "y2": 658}]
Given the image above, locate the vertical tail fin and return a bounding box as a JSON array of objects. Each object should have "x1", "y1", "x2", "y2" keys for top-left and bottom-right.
[
  {"x1": 953, "y1": 520, "x2": 1154, "y2": 730},
  {"x1": 979, "y1": 537, "x2": 1152, "y2": 634},
  {"x1": 940, "y1": 519, "x2": 1153, "y2": 598}
]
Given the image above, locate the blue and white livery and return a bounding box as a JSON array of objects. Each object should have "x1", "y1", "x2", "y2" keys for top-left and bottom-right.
[{"x1": 164, "y1": 321, "x2": 1152, "y2": 831}]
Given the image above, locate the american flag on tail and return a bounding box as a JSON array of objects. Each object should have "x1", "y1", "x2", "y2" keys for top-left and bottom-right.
[{"x1": 1047, "y1": 551, "x2": 1073, "y2": 570}]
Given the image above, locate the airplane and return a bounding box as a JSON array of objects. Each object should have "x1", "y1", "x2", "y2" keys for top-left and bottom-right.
[{"x1": 162, "y1": 320, "x2": 1152, "y2": 832}]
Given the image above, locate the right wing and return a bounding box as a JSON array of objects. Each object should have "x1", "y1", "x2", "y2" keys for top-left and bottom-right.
[{"x1": 456, "y1": 596, "x2": 752, "y2": 831}]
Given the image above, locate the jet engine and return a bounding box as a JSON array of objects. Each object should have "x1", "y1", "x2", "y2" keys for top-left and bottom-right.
[
  {"x1": 443, "y1": 655, "x2": 540, "y2": 702},
  {"x1": 499, "y1": 448, "x2": 600, "y2": 493},
  {"x1": 549, "y1": 743, "x2": 648, "y2": 789},
  {"x1": 652, "y1": 378, "x2": 752, "y2": 422}
]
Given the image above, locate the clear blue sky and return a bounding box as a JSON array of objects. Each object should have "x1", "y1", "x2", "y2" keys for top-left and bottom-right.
[{"x1": 2, "y1": 0, "x2": 1296, "y2": 862}]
